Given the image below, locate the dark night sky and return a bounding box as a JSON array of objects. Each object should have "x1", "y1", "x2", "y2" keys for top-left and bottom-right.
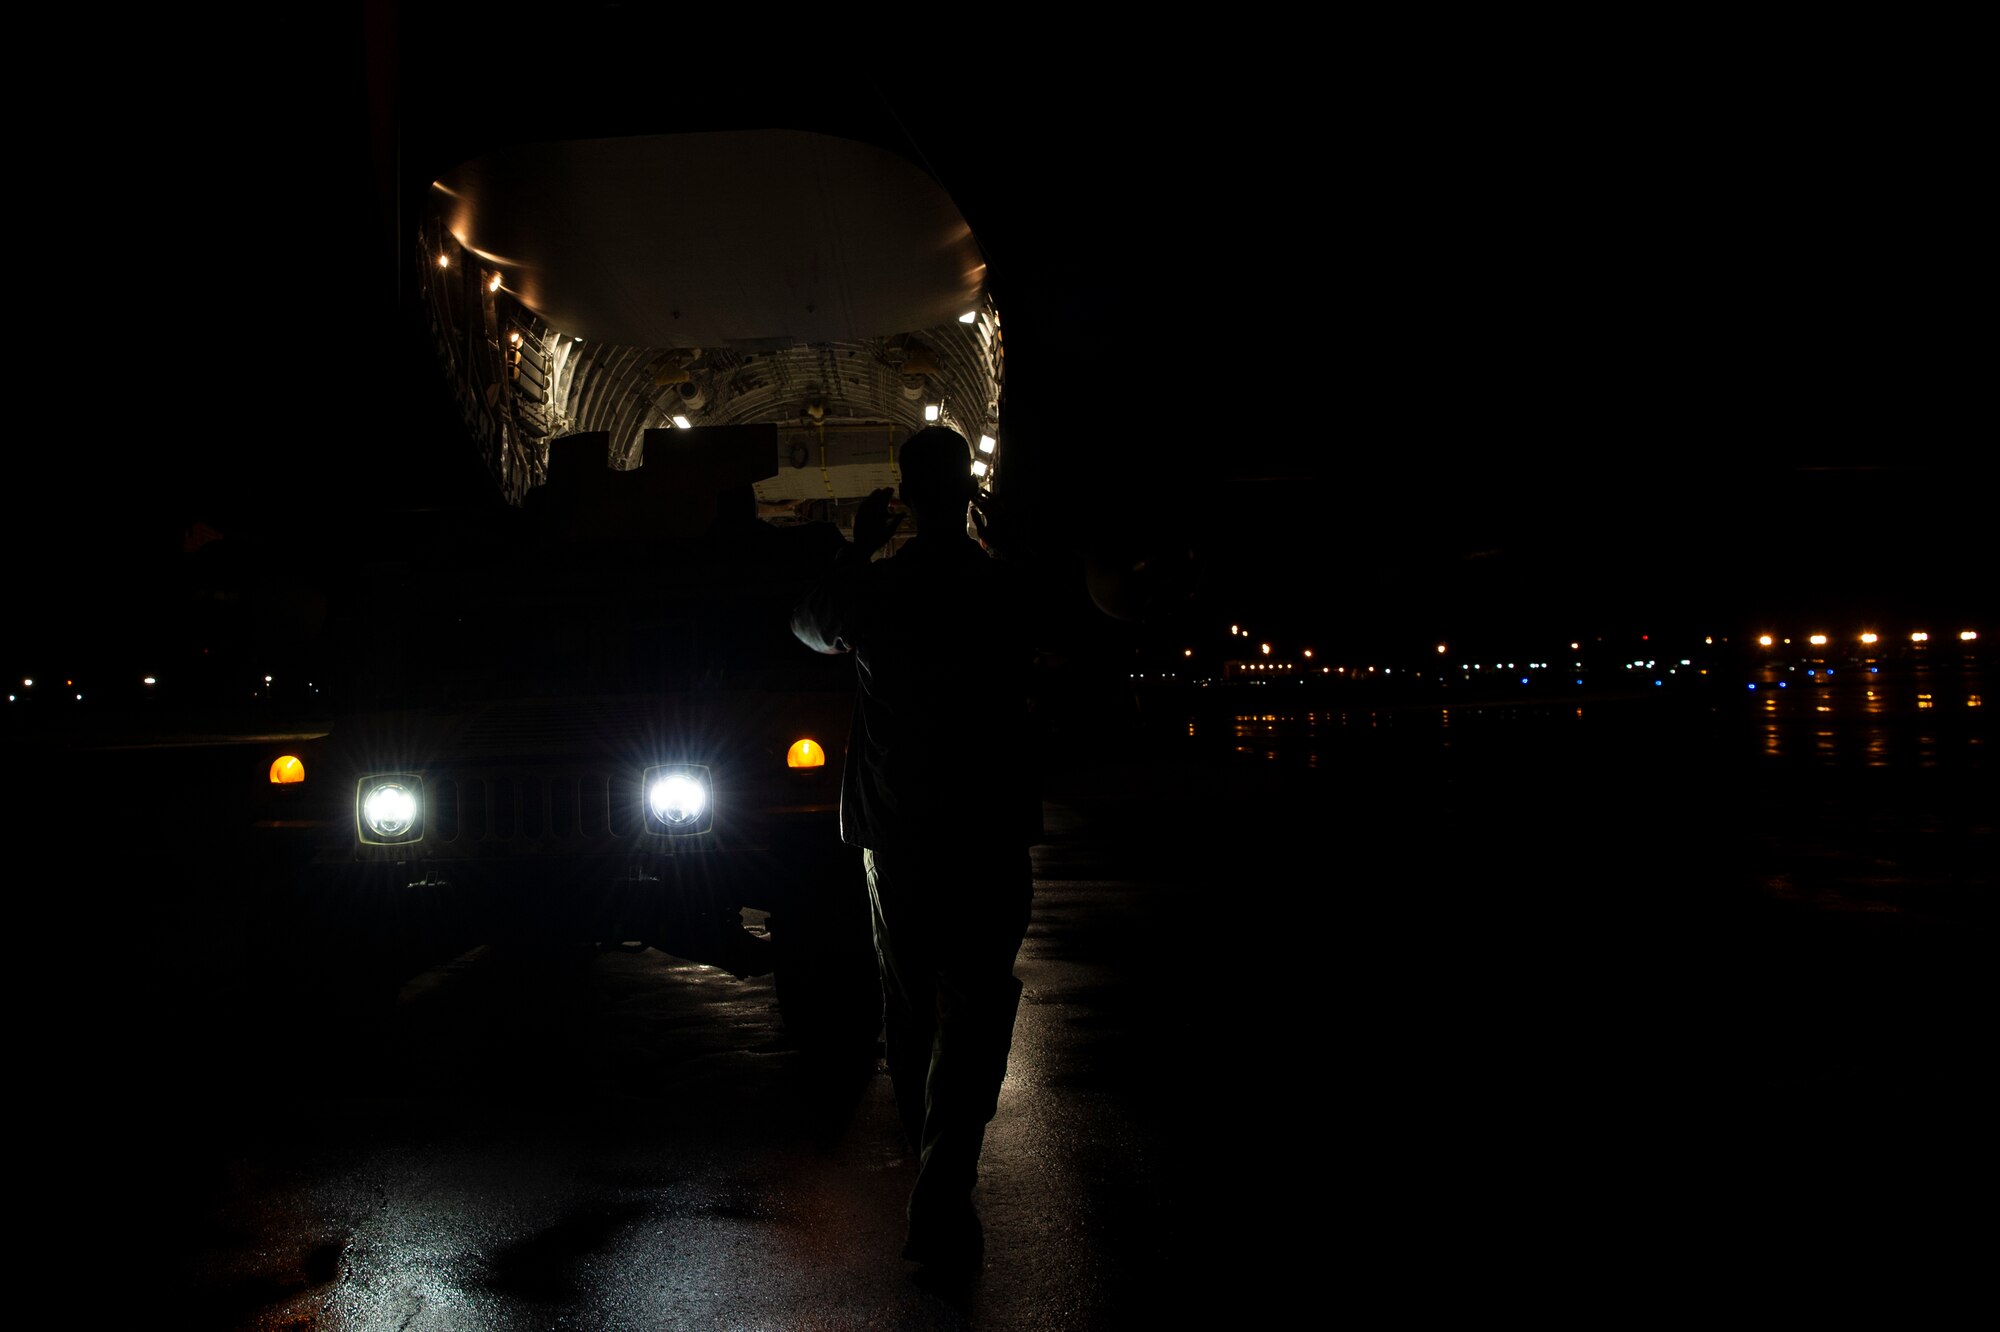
[{"x1": 8, "y1": 13, "x2": 1988, "y2": 674}]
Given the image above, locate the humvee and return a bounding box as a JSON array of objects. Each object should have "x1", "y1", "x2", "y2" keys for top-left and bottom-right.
[{"x1": 254, "y1": 126, "x2": 1008, "y2": 1047}]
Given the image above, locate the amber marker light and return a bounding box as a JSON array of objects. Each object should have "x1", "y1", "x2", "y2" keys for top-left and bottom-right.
[
  {"x1": 269, "y1": 755, "x2": 305, "y2": 785},
  {"x1": 786, "y1": 739, "x2": 826, "y2": 769}
]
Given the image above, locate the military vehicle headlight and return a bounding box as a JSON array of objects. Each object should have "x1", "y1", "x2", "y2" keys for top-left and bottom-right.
[
  {"x1": 357, "y1": 774, "x2": 425, "y2": 844},
  {"x1": 642, "y1": 764, "x2": 712, "y2": 834}
]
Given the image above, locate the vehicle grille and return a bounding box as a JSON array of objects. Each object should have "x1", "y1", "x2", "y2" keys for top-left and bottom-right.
[{"x1": 427, "y1": 768, "x2": 643, "y2": 850}]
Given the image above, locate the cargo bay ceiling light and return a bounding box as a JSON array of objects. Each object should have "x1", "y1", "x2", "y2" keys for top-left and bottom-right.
[{"x1": 924, "y1": 403, "x2": 941, "y2": 422}]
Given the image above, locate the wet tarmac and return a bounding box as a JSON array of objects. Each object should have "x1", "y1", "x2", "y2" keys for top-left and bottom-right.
[{"x1": 17, "y1": 669, "x2": 1990, "y2": 1326}]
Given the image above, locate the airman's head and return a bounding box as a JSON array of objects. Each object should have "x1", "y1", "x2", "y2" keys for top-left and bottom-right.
[{"x1": 897, "y1": 427, "x2": 976, "y2": 519}]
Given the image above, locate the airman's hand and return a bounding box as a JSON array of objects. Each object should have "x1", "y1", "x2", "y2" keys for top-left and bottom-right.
[
  {"x1": 851, "y1": 487, "x2": 904, "y2": 556},
  {"x1": 970, "y1": 489, "x2": 1009, "y2": 556}
]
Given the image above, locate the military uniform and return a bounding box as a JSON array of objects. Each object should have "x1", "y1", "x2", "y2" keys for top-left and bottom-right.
[{"x1": 791, "y1": 525, "x2": 1042, "y2": 1254}]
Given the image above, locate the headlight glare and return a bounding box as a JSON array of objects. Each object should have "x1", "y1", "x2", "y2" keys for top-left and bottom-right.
[
  {"x1": 357, "y1": 774, "x2": 425, "y2": 844},
  {"x1": 641, "y1": 764, "x2": 712, "y2": 834}
]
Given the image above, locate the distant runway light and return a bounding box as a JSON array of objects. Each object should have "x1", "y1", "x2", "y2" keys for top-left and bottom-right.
[
  {"x1": 1860, "y1": 632, "x2": 1878, "y2": 644},
  {"x1": 1961, "y1": 630, "x2": 1979, "y2": 641},
  {"x1": 1758, "y1": 635, "x2": 1774, "y2": 647},
  {"x1": 1809, "y1": 634, "x2": 1827, "y2": 646},
  {"x1": 1911, "y1": 631, "x2": 1929, "y2": 642}
]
